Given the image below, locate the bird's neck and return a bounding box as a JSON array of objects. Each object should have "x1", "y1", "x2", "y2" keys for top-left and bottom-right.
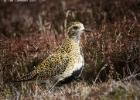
[
  {"x1": 74, "y1": 36, "x2": 81, "y2": 44},
  {"x1": 62, "y1": 36, "x2": 81, "y2": 53},
  {"x1": 66, "y1": 35, "x2": 80, "y2": 45},
  {"x1": 68, "y1": 35, "x2": 81, "y2": 44}
]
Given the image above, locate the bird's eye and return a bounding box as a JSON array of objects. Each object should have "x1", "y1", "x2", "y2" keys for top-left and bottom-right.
[{"x1": 73, "y1": 26, "x2": 79, "y2": 30}]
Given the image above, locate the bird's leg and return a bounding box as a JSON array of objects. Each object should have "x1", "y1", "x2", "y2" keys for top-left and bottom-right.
[
  {"x1": 48, "y1": 75, "x2": 64, "y2": 92},
  {"x1": 48, "y1": 79, "x2": 60, "y2": 92}
]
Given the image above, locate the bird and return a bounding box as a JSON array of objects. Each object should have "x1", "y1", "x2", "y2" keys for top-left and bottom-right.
[{"x1": 12, "y1": 21, "x2": 89, "y2": 90}]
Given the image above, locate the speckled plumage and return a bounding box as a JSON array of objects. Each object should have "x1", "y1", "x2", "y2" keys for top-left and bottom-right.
[{"x1": 14, "y1": 22, "x2": 85, "y2": 85}]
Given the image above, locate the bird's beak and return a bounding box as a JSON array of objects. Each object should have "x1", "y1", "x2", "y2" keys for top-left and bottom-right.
[{"x1": 84, "y1": 29, "x2": 92, "y2": 32}]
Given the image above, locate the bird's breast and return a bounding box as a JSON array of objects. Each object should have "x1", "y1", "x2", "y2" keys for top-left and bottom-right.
[{"x1": 73, "y1": 55, "x2": 84, "y2": 71}]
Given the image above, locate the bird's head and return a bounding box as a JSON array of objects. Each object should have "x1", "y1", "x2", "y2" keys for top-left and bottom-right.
[{"x1": 67, "y1": 22, "x2": 89, "y2": 39}]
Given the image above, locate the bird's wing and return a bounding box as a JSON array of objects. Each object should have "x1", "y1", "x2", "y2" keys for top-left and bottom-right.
[{"x1": 36, "y1": 52, "x2": 69, "y2": 77}]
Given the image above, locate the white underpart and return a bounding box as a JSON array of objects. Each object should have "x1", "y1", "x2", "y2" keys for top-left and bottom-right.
[{"x1": 73, "y1": 55, "x2": 84, "y2": 71}]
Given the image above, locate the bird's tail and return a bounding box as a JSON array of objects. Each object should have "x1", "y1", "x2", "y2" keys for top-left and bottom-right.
[{"x1": 12, "y1": 70, "x2": 38, "y2": 82}]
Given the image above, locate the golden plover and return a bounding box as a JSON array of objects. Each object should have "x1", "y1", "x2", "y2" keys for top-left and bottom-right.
[{"x1": 12, "y1": 22, "x2": 89, "y2": 90}]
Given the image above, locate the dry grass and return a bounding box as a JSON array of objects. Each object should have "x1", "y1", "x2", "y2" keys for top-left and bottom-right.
[
  {"x1": 1, "y1": 80, "x2": 140, "y2": 99},
  {"x1": 0, "y1": 0, "x2": 140, "y2": 99}
]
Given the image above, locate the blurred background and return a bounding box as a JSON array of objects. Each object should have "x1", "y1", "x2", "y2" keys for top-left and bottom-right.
[{"x1": 0, "y1": 0, "x2": 140, "y2": 99}]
